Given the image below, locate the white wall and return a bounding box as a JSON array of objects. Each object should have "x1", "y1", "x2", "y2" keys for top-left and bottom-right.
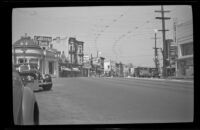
[
  {"x1": 51, "y1": 37, "x2": 69, "y2": 58},
  {"x1": 104, "y1": 61, "x2": 111, "y2": 72}
]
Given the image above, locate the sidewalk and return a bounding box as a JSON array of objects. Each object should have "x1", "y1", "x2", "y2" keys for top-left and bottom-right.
[{"x1": 126, "y1": 76, "x2": 194, "y2": 83}]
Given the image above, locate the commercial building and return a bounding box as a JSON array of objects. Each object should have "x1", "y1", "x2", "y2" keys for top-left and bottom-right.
[
  {"x1": 166, "y1": 39, "x2": 177, "y2": 76},
  {"x1": 123, "y1": 64, "x2": 130, "y2": 77},
  {"x1": 13, "y1": 34, "x2": 59, "y2": 77},
  {"x1": 82, "y1": 55, "x2": 92, "y2": 77},
  {"x1": 91, "y1": 56, "x2": 105, "y2": 76},
  {"x1": 115, "y1": 62, "x2": 124, "y2": 77},
  {"x1": 68, "y1": 37, "x2": 84, "y2": 77},
  {"x1": 104, "y1": 60, "x2": 117, "y2": 77},
  {"x1": 176, "y1": 20, "x2": 193, "y2": 78},
  {"x1": 51, "y1": 36, "x2": 68, "y2": 59}
]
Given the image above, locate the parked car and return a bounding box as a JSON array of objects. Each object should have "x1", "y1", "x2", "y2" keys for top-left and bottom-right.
[
  {"x1": 12, "y1": 67, "x2": 39, "y2": 125},
  {"x1": 17, "y1": 64, "x2": 53, "y2": 91},
  {"x1": 39, "y1": 74, "x2": 53, "y2": 91}
]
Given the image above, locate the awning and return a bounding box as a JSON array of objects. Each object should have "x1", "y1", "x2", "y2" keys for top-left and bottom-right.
[
  {"x1": 72, "y1": 68, "x2": 80, "y2": 72},
  {"x1": 97, "y1": 68, "x2": 104, "y2": 71},
  {"x1": 166, "y1": 66, "x2": 175, "y2": 69},
  {"x1": 61, "y1": 66, "x2": 71, "y2": 71},
  {"x1": 63, "y1": 68, "x2": 71, "y2": 71}
]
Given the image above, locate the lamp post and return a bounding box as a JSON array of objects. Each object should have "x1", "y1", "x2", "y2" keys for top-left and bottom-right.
[
  {"x1": 43, "y1": 49, "x2": 46, "y2": 75},
  {"x1": 21, "y1": 41, "x2": 28, "y2": 64}
]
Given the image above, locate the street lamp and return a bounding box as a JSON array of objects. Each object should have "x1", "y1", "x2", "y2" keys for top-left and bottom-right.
[
  {"x1": 21, "y1": 41, "x2": 28, "y2": 64},
  {"x1": 153, "y1": 29, "x2": 159, "y2": 74},
  {"x1": 43, "y1": 49, "x2": 46, "y2": 75}
]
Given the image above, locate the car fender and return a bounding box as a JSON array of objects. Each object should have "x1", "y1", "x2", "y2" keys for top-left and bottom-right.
[
  {"x1": 13, "y1": 81, "x2": 23, "y2": 125},
  {"x1": 22, "y1": 87, "x2": 36, "y2": 125}
]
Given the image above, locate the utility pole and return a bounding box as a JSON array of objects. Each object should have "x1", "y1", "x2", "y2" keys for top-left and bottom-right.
[
  {"x1": 173, "y1": 18, "x2": 178, "y2": 77},
  {"x1": 151, "y1": 30, "x2": 160, "y2": 71},
  {"x1": 90, "y1": 53, "x2": 94, "y2": 77},
  {"x1": 155, "y1": 5, "x2": 171, "y2": 78}
]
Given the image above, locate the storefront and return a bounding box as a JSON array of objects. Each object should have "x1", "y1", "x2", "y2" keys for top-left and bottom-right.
[
  {"x1": 177, "y1": 57, "x2": 193, "y2": 78},
  {"x1": 176, "y1": 20, "x2": 193, "y2": 78},
  {"x1": 13, "y1": 34, "x2": 59, "y2": 77}
]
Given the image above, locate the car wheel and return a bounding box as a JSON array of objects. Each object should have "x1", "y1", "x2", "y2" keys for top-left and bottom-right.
[
  {"x1": 48, "y1": 84, "x2": 52, "y2": 90},
  {"x1": 43, "y1": 84, "x2": 52, "y2": 91}
]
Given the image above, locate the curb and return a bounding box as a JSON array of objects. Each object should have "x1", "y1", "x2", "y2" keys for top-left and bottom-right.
[{"x1": 126, "y1": 77, "x2": 193, "y2": 83}]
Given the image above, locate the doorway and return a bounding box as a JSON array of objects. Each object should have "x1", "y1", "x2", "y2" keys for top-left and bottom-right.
[{"x1": 49, "y1": 61, "x2": 54, "y2": 75}]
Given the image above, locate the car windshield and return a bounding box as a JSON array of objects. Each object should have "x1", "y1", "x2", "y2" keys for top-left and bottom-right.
[
  {"x1": 12, "y1": 5, "x2": 194, "y2": 125},
  {"x1": 19, "y1": 72, "x2": 36, "y2": 84},
  {"x1": 19, "y1": 65, "x2": 29, "y2": 72}
]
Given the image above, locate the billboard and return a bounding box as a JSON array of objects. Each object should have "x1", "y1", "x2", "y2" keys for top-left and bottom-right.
[{"x1": 34, "y1": 36, "x2": 52, "y2": 46}]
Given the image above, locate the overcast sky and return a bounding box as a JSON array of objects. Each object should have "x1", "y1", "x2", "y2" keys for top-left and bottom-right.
[{"x1": 12, "y1": 5, "x2": 192, "y2": 66}]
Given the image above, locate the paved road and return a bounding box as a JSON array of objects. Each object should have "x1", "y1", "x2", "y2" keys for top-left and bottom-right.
[{"x1": 35, "y1": 77, "x2": 193, "y2": 125}]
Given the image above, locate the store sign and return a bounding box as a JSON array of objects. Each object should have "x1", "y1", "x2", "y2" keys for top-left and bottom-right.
[
  {"x1": 39, "y1": 41, "x2": 49, "y2": 46},
  {"x1": 34, "y1": 36, "x2": 52, "y2": 42},
  {"x1": 34, "y1": 36, "x2": 52, "y2": 46},
  {"x1": 29, "y1": 59, "x2": 38, "y2": 64}
]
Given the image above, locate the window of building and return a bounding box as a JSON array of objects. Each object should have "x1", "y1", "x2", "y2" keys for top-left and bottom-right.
[
  {"x1": 181, "y1": 42, "x2": 193, "y2": 56},
  {"x1": 70, "y1": 45, "x2": 73, "y2": 51},
  {"x1": 18, "y1": 58, "x2": 27, "y2": 64},
  {"x1": 79, "y1": 46, "x2": 82, "y2": 53}
]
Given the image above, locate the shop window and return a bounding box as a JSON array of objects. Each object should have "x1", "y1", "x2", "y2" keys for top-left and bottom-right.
[
  {"x1": 18, "y1": 58, "x2": 27, "y2": 64},
  {"x1": 181, "y1": 42, "x2": 193, "y2": 56}
]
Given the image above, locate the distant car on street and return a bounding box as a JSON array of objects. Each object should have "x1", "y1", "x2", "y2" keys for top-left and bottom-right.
[{"x1": 12, "y1": 66, "x2": 39, "y2": 125}]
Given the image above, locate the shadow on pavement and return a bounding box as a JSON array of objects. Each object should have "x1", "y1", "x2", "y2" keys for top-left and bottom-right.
[{"x1": 34, "y1": 88, "x2": 53, "y2": 93}]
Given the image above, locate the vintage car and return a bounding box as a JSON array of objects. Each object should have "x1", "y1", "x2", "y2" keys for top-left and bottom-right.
[
  {"x1": 17, "y1": 64, "x2": 53, "y2": 91},
  {"x1": 12, "y1": 67, "x2": 39, "y2": 125}
]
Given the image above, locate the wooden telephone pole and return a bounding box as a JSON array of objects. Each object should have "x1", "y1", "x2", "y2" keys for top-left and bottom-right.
[
  {"x1": 155, "y1": 5, "x2": 171, "y2": 77},
  {"x1": 151, "y1": 31, "x2": 160, "y2": 70}
]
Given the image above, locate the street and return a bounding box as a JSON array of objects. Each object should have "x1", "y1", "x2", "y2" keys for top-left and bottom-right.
[{"x1": 35, "y1": 77, "x2": 193, "y2": 125}]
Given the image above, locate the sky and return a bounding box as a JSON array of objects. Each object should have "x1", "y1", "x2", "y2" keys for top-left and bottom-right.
[{"x1": 12, "y1": 5, "x2": 192, "y2": 67}]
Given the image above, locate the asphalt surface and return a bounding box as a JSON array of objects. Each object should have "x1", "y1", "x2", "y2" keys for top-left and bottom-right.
[{"x1": 35, "y1": 77, "x2": 194, "y2": 125}]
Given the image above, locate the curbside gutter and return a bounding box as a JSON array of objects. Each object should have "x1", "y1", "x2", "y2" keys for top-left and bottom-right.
[{"x1": 127, "y1": 76, "x2": 193, "y2": 83}]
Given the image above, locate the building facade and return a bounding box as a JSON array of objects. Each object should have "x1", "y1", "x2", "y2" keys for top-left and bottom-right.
[
  {"x1": 92, "y1": 56, "x2": 105, "y2": 76},
  {"x1": 104, "y1": 60, "x2": 116, "y2": 77},
  {"x1": 13, "y1": 34, "x2": 59, "y2": 77},
  {"x1": 68, "y1": 37, "x2": 84, "y2": 76},
  {"x1": 51, "y1": 36, "x2": 68, "y2": 59},
  {"x1": 115, "y1": 62, "x2": 124, "y2": 77},
  {"x1": 166, "y1": 39, "x2": 177, "y2": 76},
  {"x1": 82, "y1": 55, "x2": 92, "y2": 77},
  {"x1": 176, "y1": 20, "x2": 193, "y2": 78}
]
